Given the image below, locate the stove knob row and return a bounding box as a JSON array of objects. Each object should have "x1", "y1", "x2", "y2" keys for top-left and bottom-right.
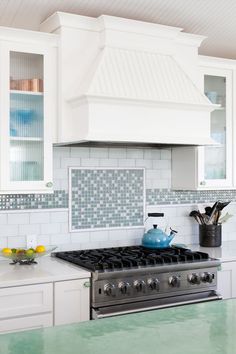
[
  {"x1": 168, "y1": 275, "x2": 180, "y2": 287},
  {"x1": 201, "y1": 272, "x2": 213, "y2": 283},
  {"x1": 188, "y1": 273, "x2": 201, "y2": 285},
  {"x1": 104, "y1": 283, "x2": 116, "y2": 296},
  {"x1": 118, "y1": 281, "x2": 130, "y2": 294},
  {"x1": 133, "y1": 280, "x2": 146, "y2": 292},
  {"x1": 147, "y1": 278, "x2": 160, "y2": 291}
]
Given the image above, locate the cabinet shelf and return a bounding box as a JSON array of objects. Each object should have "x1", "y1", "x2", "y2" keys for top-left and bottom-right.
[
  {"x1": 10, "y1": 137, "x2": 43, "y2": 142},
  {"x1": 10, "y1": 90, "x2": 43, "y2": 96}
]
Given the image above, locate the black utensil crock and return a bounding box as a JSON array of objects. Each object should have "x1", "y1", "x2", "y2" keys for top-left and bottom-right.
[{"x1": 199, "y1": 224, "x2": 222, "y2": 247}]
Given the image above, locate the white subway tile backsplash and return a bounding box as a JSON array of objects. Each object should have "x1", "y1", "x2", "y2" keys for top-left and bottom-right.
[
  {"x1": 0, "y1": 214, "x2": 7, "y2": 224},
  {"x1": 108, "y1": 148, "x2": 127, "y2": 158},
  {"x1": 53, "y1": 169, "x2": 68, "y2": 180},
  {"x1": 99, "y1": 159, "x2": 118, "y2": 167},
  {"x1": 0, "y1": 225, "x2": 18, "y2": 237},
  {"x1": 161, "y1": 169, "x2": 171, "y2": 179},
  {"x1": 41, "y1": 223, "x2": 61, "y2": 235},
  {"x1": 60, "y1": 158, "x2": 81, "y2": 169},
  {"x1": 19, "y1": 224, "x2": 40, "y2": 236},
  {"x1": 71, "y1": 232, "x2": 90, "y2": 244},
  {"x1": 152, "y1": 160, "x2": 171, "y2": 169},
  {"x1": 70, "y1": 147, "x2": 90, "y2": 158},
  {"x1": 8, "y1": 236, "x2": 26, "y2": 248},
  {"x1": 126, "y1": 149, "x2": 144, "y2": 159},
  {"x1": 50, "y1": 233, "x2": 71, "y2": 245},
  {"x1": 1, "y1": 146, "x2": 234, "y2": 250},
  {"x1": 30, "y1": 212, "x2": 50, "y2": 224},
  {"x1": 161, "y1": 149, "x2": 171, "y2": 160},
  {"x1": 144, "y1": 149, "x2": 161, "y2": 159},
  {"x1": 36, "y1": 235, "x2": 51, "y2": 246},
  {"x1": 135, "y1": 159, "x2": 153, "y2": 169},
  {"x1": 50, "y1": 211, "x2": 68, "y2": 223},
  {"x1": 81, "y1": 158, "x2": 100, "y2": 167},
  {"x1": 0, "y1": 237, "x2": 7, "y2": 248},
  {"x1": 90, "y1": 230, "x2": 109, "y2": 242},
  {"x1": 118, "y1": 159, "x2": 136, "y2": 167},
  {"x1": 8, "y1": 213, "x2": 30, "y2": 225},
  {"x1": 146, "y1": 170, "x2": 161, "y2": 180},
  {"x1": 54, "y1": 147, "x2": 70, "y2": 158},
  {"x1": 90, "y1": 147, "x2": 109, "y2": 158}
]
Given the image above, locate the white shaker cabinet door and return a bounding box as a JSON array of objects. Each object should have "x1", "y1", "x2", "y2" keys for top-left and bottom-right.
[
  {"x1": 54, "y1": 279, "x2": 90, "y2": 326},
  {"x1": 217, "y1": 262, "x2": 236, "y2": 299}
]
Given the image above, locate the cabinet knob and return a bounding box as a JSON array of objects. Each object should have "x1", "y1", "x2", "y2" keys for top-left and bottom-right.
[
  {"x1": 83, "y1": 281, "x2": 91, "y2": 288},
  {"x1": 46, "y1": 182, "x2": 53, "y2": 188},
  {"x1": 200, "y1": 181, "x2": 206, "y2": 186}
]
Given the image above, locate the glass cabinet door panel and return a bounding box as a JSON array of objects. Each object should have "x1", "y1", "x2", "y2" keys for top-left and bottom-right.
[
  {"x1": 10, "y1": 141, "x2": 43, "y2": 181},
  {"x1": 204, "y1": 75, "x2": 226, "y2": 180},
  {"x1": 9, "y1": 51, "x2": 44, "y2": 182}
]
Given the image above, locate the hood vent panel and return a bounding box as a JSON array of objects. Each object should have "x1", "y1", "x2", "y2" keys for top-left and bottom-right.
[{"x1": 75, "y1": 47, "x2": 210, "y2": 107}]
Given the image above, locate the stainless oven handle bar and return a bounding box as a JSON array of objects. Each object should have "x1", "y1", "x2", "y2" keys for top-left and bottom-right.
[{"x1": 94, "y1": 294, "x2": 222, "y2": 319}]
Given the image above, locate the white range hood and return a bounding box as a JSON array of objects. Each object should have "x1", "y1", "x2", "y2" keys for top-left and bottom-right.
[{"x1": 41, "y1": 12, "x2": 216, "y2": 146}]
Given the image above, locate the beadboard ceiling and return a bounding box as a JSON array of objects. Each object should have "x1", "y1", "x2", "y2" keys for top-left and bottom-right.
[{"x1": 0, "y1": 0, "x2": 235, "y2": 59}]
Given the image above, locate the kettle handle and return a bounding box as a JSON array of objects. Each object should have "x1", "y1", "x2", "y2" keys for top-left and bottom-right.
[{"x1": 148, "y1": 213, "x2": 164, "y2": 217}]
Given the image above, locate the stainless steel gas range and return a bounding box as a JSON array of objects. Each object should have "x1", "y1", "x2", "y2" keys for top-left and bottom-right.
[{"x1": 54, "y1": 246, "x2": 221, "y2": 319}]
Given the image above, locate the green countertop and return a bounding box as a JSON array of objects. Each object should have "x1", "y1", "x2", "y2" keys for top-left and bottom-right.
[{"x1": 1, "y1": 299, "x2": 236, "y2": 354}]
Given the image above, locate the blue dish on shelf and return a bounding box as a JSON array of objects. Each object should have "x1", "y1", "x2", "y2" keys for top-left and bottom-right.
[{"x1": 16, "y1": 109, "x2": 35, "y2": 124}]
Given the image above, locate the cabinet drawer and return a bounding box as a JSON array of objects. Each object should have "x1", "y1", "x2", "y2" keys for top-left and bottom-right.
[
  {"x1": 0, "y1": 283, "x2": 53, "y2": 319},
  {"x1": 0, "y1": 313, "x2": 53, "y2": 334}
]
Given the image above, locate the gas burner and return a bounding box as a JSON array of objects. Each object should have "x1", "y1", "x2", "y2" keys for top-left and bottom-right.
[{"x1": 54, "y1": 246, "x2": 209, "y2": 272}]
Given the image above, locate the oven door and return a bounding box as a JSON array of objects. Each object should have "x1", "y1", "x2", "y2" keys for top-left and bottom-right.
[{"x1": 92, "y1": 290, "x2": 221, "y2": 319}]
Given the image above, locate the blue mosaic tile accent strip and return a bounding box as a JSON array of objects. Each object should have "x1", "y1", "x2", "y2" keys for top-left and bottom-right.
[
  {"x1": 70, "y1": 168, "x2": 145, "y2": 230},
  {"x1": 0, "y1": 190, "x2": 68, "y2": 210},
  {"x1": 146, "y1": 189, "x2": 236, "y2": 205}
]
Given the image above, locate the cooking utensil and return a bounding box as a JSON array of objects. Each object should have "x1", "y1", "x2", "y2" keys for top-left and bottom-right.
[
  {"x1": 207, "y1": 201, "x2": 219, "y2": 225},
  {"x1": 189, "y1": 210, "x2": 204, "y2": 224},
  {"x1": 218, "y1": 213, "x2": 233, "y2": 224},
  {"x1": 205, "y1": 206, "x2": 212, "y2": 216},
  {"x1": 217, "y1": 201, "x2": 231, "y2": 211}
]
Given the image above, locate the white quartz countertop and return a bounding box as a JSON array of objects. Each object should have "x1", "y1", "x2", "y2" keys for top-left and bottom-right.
[
  {"x1": 0, "y1": 255, "x2": 90, "y2": 288},
  {"x1": 188, "y1": 241, "x2": 236, "y2": 263}
]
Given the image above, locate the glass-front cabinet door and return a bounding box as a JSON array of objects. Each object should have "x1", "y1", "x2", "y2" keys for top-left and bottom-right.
[
  {"x1": 198, "y1": 66, "x2": 233, "y2": 188},
  {"x1": 0, "y1": 41, "x2": 54, "y2": 193}
]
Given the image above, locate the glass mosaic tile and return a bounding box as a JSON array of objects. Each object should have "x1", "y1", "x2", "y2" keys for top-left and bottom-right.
[
  {"x1": 0, "y1": 190, "x2": 68, "y2": 210},
  {"x1": 70, "y1": 168, "x2": 145, "y2": 231}
]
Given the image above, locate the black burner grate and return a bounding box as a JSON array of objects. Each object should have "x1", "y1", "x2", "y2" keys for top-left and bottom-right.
[{"x1": 54, "y1": 246, "x2": 210, "y2": 272}]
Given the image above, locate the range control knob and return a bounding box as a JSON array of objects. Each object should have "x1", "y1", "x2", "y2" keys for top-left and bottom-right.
[
  {"x1": 168, "y1": 275, "x2": 180, "y2": 288},
  {"x1": 188, "y1": 273, "x2": 201, "y2": 285},
  {"x1": 118, "y1": 281, "x2": 130, "y2": 295},
  {"x1": 147, "y1": 278, "x2": 160, "y2": 291},
  {"x1": 133, "y1": 280, "x2": 146, "y2": 292},
  {"x1": 104, "y1": 283, "x2": 116, "y2": 296},
  {"x1": 201, "y1": 272, "x2": 213, "y2": 283}
]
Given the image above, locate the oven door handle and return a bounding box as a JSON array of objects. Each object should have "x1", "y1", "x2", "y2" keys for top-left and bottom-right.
[{"x1": 94, "y1": 293, "x2": 222, "y2": 319}]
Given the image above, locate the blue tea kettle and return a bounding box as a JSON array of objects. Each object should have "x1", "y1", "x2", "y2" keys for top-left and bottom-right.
[{"x1": 142, "y1": 213, "x2": 178, "y2": 249}]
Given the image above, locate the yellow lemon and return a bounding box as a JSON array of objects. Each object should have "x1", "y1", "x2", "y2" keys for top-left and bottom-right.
[
  {"x1": 35, "y1": 245, "x2": 46, "y2": 253},
  {"x1": 2, "y1": 248, "x2": 12, "y2": 255}
]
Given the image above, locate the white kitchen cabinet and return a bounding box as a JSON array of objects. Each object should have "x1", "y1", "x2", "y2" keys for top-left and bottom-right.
[
  {"x1": 54, "y1": 279, "x2": 90, "y2": 325},
  {"x1": 172, "y1": 56, "x2": 235, "y2": 190},
  {"x1": 0, "y1": 27, "x2": 57, "y2": 193},
  {"x1": 0, "y1": 283, "x2": 53, "y2": 334},
  {"x1": 217, "y1": 261, "x2": 236, "y2": 299}
]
